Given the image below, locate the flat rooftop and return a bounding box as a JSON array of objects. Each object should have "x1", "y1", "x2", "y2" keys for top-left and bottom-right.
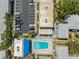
[
  {"x1": 39, "y1": 0, "x2": 54, "y2": 27},
  {"x1": 67, "y1": 15, "x2": 79, "y2": 30}
]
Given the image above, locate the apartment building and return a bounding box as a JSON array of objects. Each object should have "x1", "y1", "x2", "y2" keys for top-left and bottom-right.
[
  {"x1": 35, "y1": 0, "x2": 54, "y2": 36},
  {"x1": 14, "y1": 0, "x2": 35, "y2": 33}
]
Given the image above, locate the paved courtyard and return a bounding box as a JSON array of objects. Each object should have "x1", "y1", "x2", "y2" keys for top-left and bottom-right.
[
  {"x1": 32, "y1": 38, "x2": 53, "y2": 55},
  {"x1": 56, "y1": 45, "x2": 79, "y2": 59}
]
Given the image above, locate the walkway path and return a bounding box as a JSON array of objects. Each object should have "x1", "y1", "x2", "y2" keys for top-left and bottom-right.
[{"x1": 0, "y1": 0, "x2": 8, "y2": 59}]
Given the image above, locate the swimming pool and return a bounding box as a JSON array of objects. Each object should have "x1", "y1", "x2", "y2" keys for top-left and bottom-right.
[{"x1": 34, "y1": 41, "x2": 48, "y2": 50}]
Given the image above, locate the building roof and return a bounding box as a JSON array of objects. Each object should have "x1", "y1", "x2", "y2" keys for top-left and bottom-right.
[
  {"x1": 67, "y1": 15, "x2": 79, "y2": 30},
  {"x1": 58, "y1": 24, "x2": 69, "y2": 39},
  {"x1": 39, "y1": 0, "x2": 53, "y2": 27}
]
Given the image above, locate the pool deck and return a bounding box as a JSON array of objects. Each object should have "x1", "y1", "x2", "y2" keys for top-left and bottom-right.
[{"x1": 32, "y1": 38, "x2": 53, "y2": 55}]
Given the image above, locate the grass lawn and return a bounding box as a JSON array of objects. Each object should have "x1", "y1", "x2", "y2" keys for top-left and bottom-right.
[
  {"x1": 68, "y1": 33, "x2": 79, "y2": 56},
  {"x1": 31, "y1": 54, "x2": 52, "y2": 57},
  {"x1": 67, "y1": 40, "x2": 79, "y2": 56},
  {"x1": 75, "y1": 33, "x2": 79, "y2": 40},
  {"x1": 0, "y1": 44, "x2": 9, "y2": 51},
  {"x1": 31, "y1": 54, "x2": 55, "y2": 59}
]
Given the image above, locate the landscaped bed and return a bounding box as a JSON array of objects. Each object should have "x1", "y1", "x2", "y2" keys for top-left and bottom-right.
[
  {"x1": 0, "y1": 44, "x2": 8, "y2": 51},
  {"x1": 75, "y1": 33, "x2": 79, "y2": 40}
]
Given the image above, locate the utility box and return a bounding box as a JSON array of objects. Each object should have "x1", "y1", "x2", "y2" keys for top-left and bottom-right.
[{"x1": 14, "y1": 38, "x2": 31, "y2": 57}]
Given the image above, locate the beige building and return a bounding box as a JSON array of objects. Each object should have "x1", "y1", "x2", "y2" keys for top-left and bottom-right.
[{"x1": 35, "y1": 0, "x2": 54, "y2": 36}]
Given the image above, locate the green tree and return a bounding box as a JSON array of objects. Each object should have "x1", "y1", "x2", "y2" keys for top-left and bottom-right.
[
  {"x1": 54, "y1": 0, "x2": 79, "y2": 23},
  {"x1": 0, "y1": 13, "x2": 14, "y2": 49}
]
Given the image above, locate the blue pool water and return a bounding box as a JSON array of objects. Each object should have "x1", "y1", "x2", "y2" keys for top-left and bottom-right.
[{"x1": 34, "y1": 41, "x2": 48, "y2": 50}]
